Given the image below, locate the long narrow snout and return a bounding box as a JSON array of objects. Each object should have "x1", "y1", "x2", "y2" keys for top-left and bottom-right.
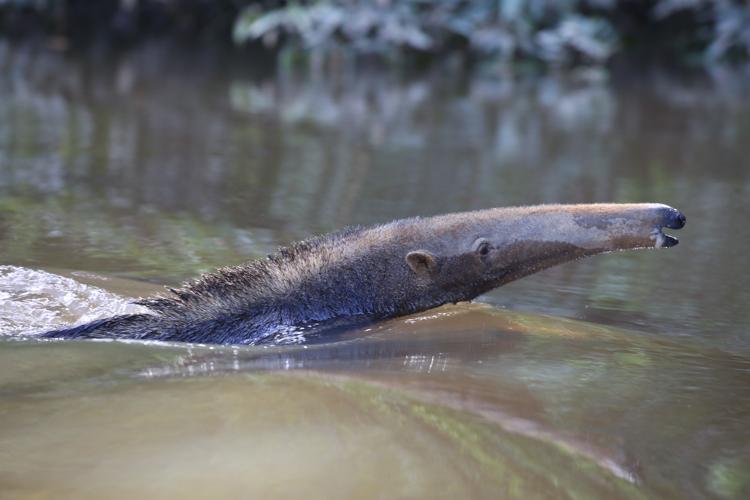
[
  {"x1": 475, "y1": 203, "x2": 687, "y2": 253},
  {"x1": 565, "y1": 203, "x2": 686, "y2": 251}
]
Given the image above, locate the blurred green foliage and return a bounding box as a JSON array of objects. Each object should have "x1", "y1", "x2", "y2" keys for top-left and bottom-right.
[
  {"x1": 235, "y1": 0, "x2": 619, "y2": 66},
  {"x1": 707, "y1": 458, "x2": 750, "y2": 499},
  {"x1": 1, "y1": 0, "x2": 749, "y2": 66},
  {"x1": 234, "y1": 0, "x2": 750, "y2": 66}
]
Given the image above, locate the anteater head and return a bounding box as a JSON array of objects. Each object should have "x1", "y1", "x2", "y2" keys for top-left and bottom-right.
[{"x1": 402, "y1": 203, "x2": 686, "y2": 298}]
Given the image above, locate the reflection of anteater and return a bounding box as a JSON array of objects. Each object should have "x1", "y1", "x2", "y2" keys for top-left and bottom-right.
[{"x1": 42, "y1": 204, "x2": 685, "y2": 345}]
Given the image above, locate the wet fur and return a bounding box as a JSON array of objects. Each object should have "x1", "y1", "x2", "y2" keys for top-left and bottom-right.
[
  {"x1": 41, "y1": 204, "x2": 684, "y2": 345},
  {"x1": 42, "y1": 223, "x2": 426, "y2": 344}
]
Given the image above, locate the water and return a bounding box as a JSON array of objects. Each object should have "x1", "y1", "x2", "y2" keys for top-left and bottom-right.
[{"x1": 1, "y1": 43, "x2": 749, "y2": 498}]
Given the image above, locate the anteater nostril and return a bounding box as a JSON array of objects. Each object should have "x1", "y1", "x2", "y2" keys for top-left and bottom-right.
[
  {"x1": 663, "y1": 208, "x2": 686, "y2": 230},
  {"x1": 676, "y1": 211, "x2": 687, "y2": 228},
  {"x1": 671, "y1": 210, "x2": 687, "y2": 229}
]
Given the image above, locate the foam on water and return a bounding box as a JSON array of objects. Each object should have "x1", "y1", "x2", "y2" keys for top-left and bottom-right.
[{"x1": 0, "y1": 265, "x2": 148, "y2": 336}]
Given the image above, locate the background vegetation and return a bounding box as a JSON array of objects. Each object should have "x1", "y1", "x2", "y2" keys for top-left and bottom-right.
[{"x1": 1, "y1": 0, "x2": 749, "y2": 67}]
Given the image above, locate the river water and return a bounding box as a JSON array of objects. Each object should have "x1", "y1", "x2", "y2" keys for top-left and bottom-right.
[{"x1": 0, "y1": 43, "x2": 749, "y2": 499}]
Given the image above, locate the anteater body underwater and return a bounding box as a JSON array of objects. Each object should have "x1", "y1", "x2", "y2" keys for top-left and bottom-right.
[{"x1": 42, "y1": 204, "x2": 686, "y2": 345}]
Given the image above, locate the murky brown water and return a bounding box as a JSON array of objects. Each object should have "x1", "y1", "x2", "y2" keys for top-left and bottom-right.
[{"x1": 0, "y1": 43, "x2": 749, "y2": 499}]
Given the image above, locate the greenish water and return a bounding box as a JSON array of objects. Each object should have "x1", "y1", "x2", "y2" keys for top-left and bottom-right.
[{"x1": 0, "y1": 44, "x2": 749, "y2": 498}]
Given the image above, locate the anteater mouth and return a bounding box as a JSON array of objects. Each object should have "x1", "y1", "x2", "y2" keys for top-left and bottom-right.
[
  {"x1": 651, "y1": 227, "x2": 679, "y2": 248},
  {"x1": 650, "y1": 209, "x2": 686, "y2": 248}
]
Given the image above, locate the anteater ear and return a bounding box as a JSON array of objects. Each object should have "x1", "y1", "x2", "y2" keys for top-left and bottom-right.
[{"x1": 406, "y1": 250, "x2": 437, "y2": 276}]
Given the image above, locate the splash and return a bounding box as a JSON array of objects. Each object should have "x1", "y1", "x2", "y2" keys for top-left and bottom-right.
[{"x1": 0, "y1": 266, "x2": 147, "y2": 336}]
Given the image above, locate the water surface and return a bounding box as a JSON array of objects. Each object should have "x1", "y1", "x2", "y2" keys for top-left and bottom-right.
[{"x1": 0, "y1": 44, "x2": 749, "y2": 499}]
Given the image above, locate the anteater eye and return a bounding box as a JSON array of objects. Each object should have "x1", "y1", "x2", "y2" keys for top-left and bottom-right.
[{"x1": 473, "y1": 238, "x2": 492, "y2": 256}]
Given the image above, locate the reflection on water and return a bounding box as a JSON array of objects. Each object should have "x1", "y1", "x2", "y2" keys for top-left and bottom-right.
[
  {"x1": 1, "y1": 42, "x2": 749, "y2": 499},
  {"x1": 1, "y1": 299, "x2": 748, "y2": 499},
  {"x1": 0, "y1": 361, "x2": 641, "y2": 500},
  {"x1": 0, "y1": 268, "x2": 748, "y2": 499}
]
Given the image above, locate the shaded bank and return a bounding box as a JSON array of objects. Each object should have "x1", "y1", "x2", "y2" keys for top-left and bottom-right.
[{"x1": 1, "y1": 1, "x2": 749, "y2": 67}]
